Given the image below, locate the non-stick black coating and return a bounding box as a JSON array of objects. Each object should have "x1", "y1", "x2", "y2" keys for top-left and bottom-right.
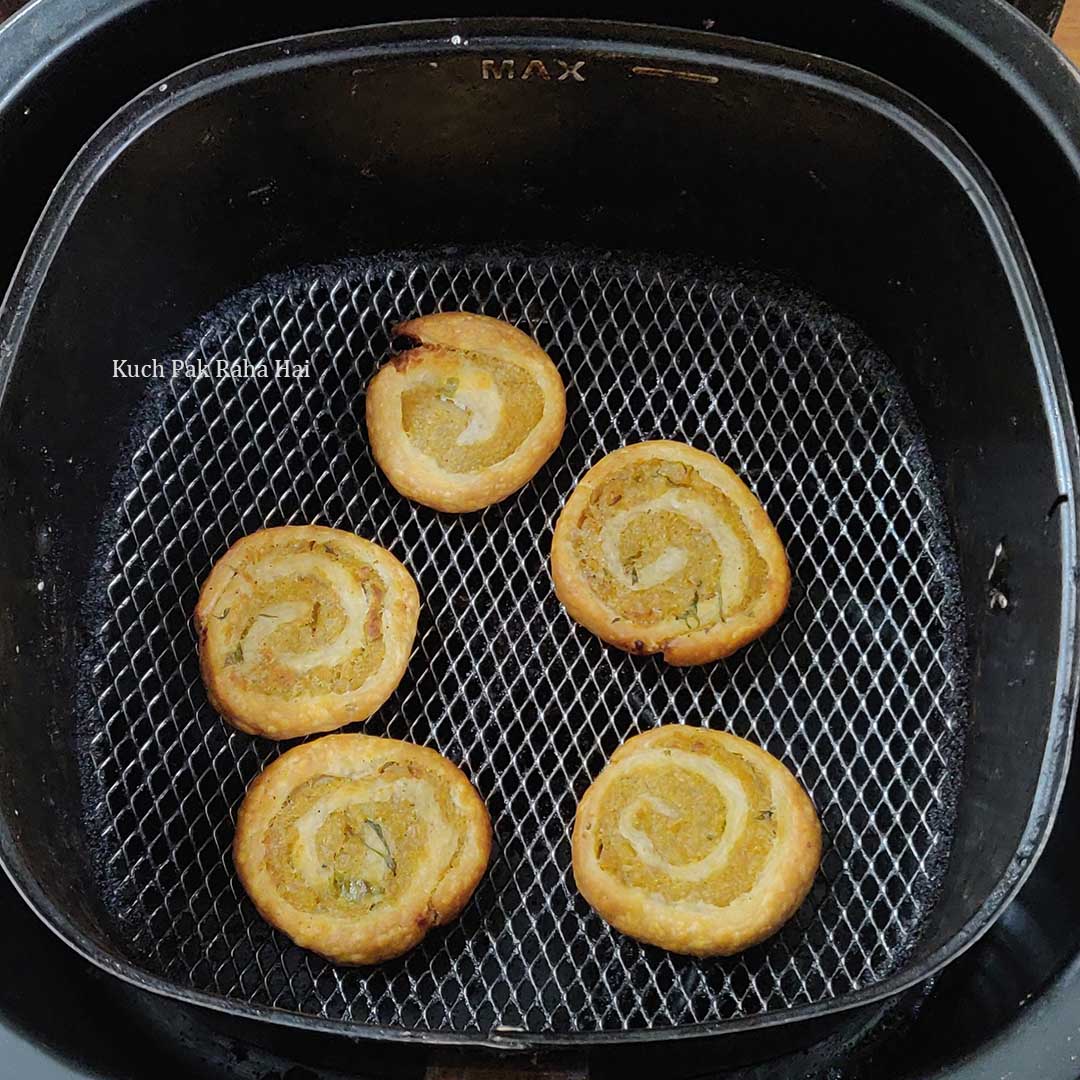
[{"x1": 0, "y1": 21, "x2": 1075, "y2": 1048}]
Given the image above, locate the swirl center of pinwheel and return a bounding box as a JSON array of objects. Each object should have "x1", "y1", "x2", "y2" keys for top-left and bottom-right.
[
  {"x1": 573, "y1": 458, "x2": 769, "y2": 629},
  {"x1": 213, "y1": 541, "x2": 388, "y2": 698},
  {"x1": 399, "y1": 349, "x2": 545, "y2": 472},
  {"x1": 595, "y1": 742, "x2": 777, "y2": 906},
  {"x1": 264, "y1": 767, "x2": 459, "y2": 917}
]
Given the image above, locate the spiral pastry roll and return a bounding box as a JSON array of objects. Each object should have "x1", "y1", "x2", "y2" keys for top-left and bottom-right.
[
  {"x1": 572, "y1": 725, "x2": 821, "y2": 956},
  {"x1": 551, "y1": 441, "x2": 790, "y2": 665},
  {"x1": 233, "y1": 734, "x2": 492, "y2": 964},
  {"x1": 195, "y1": 526, "x2": 419, "y2": 739},
  {"x1": 365, "y1": 312, "x2": 566, "y2": 512}
]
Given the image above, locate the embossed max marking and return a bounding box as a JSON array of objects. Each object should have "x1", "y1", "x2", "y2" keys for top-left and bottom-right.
[{"x1": 481, "y1": 59, "x2": 586, "y2": 82}]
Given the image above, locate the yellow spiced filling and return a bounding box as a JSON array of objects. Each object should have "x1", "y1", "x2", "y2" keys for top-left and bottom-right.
[
  {"x1": 263, "y1": 762, "x2": 462, "y2": 917},
  {"x1": 212, "y1": 537, "x2": 386, "y2": 698},
  {"x1": 399, "y1": 349, "x2": 545, "y2": 473},
  {"x1": 571, "y1": 459, "x2": 768, "y2": 628},
  {"x1": 594, "y1": 731, "x2": 776, "y2": 907}
]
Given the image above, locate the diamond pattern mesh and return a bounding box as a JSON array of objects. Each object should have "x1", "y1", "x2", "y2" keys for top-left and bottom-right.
[{"x1": 85, "y1": 254, "x2": 966, "y2": 1036}]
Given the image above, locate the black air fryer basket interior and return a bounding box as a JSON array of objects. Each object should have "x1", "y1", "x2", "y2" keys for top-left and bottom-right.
[{"x1": 0, "y1": 20, "x2": 1075, "y2": 1048}]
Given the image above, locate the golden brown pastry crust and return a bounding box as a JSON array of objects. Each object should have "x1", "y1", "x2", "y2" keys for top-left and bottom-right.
[
  {"x1": 551, "y1": 441, "x2": 790, "y2": 665},
  {"x1": 195, "y1": 525, "x2": 419, "y2": 739},
  {"x1": 365, "y1": 312, "x2": 566, "y2": 512},
  {"x1": 572, "y1": 725, "x2": 821, "y2": 957},
  {"x1": 233, "y1": 734, "x2": 492, "y2": 965}
]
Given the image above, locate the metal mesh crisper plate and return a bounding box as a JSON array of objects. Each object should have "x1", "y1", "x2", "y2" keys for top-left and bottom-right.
[{"x1": 84, "y1": 252, "x2": 966, "y2": 1038}]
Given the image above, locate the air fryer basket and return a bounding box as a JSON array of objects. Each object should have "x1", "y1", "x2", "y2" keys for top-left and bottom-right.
[{"x1": 0, "y1": 21, "x2": 1075, "y2": 1048}]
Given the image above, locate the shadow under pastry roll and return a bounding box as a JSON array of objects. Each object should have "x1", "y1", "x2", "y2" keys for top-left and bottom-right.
[
  {"x1": 233, "y1": 734, "x2": 492, "y2": 965},
  {"x1": 365, "y1": 311, "x2": 566, "y2": 512},
  {"x1": 551, "y1": 440, "x2": 790, "y2": 665},
  {"x1": 195, "y1": 525, "x2": 419, "y2": 739},
  {"x1": 572, "y1": 725, "x2": 821, "y2": 956}
]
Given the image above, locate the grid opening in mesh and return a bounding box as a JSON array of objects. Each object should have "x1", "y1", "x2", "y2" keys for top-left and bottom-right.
[{"x1": 84, "y1": 253, "x2": 967, "y2": 1037}]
